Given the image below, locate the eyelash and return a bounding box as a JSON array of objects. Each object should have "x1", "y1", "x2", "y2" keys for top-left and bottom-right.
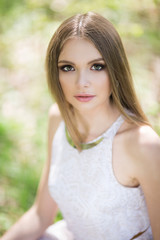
[
  {"x1": 59, "y1": 63, "x2": 105, "y2": 72},
  {"x1": 59, "y1": 65, "x2": 74, "y2": 72},
  {"x1": 91, "y1": 64, "x2": 105, "y2": 71}
]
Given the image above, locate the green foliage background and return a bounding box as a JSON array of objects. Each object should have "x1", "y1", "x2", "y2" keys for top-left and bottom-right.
[{"x1": 0, "y1": 0, "x2": 160, "y2": 235}]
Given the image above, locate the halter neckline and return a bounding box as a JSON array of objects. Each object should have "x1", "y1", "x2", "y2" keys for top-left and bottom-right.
[{"x1": 65, "y1": 115, "x2": 124, "y2": 150}]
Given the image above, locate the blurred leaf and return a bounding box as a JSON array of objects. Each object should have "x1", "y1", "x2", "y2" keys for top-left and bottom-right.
[{"x1": 0, "y1": 0, "x2": 160, "y2": 235}]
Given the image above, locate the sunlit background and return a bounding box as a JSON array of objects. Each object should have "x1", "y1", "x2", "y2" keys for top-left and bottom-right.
[{"x1": 0, "y1": 0, "x2": 160, "y2": 234}]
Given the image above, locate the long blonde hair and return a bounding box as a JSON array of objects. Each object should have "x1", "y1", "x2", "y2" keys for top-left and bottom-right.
[{"x1": 45, "y1": 12, "x2": 150, "y2": 150}]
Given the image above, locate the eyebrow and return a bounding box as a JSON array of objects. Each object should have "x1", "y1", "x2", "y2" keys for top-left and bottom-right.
[{"x1": 58, "y1": 58, "x2": 104, "y2": 65}]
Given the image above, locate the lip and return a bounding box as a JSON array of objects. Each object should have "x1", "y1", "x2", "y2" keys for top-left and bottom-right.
[{"x1": 74, "y1": 93, "x2": 95, "y2": 102}]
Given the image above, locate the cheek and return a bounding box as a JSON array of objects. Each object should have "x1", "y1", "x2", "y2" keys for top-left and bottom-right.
[
  {"x1": 59, "y1": 72, "x2": 76, "y2": 95},
  {"x1": 59, "y1": 81, "x2": 69, "y2": 96},
  {"x1": 59, "y1": 74, "x2": 68, "y2": 89},
  {"x1": 95, "y1": 73, "x2": 111, "y2": 92},
  {"x1": 59, "y1": 72, "x2": 72, "y2": 86}
]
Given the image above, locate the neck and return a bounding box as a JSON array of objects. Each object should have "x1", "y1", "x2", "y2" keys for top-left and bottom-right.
[{"x1": 74, "y1": 103, "x2": 120, "y2": 142}]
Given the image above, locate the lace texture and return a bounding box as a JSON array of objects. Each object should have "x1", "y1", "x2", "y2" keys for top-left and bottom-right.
[{"x1": 48, "y1": 116, "x2": 153, "y2": 240}]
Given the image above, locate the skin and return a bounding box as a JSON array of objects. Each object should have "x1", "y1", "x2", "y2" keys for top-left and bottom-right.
[
  {"x1": 58, "y1": 38, "x2": 111, "y2": 115},
  {"x1": 58, "y1": 38, "x2": 160, "y2": 238},
  {"x1": 1, "y1": 37, "x2": 160, "y2": 240},
  {"x1": 58, "y1": 38, "x2": 119, "y2": 141}
]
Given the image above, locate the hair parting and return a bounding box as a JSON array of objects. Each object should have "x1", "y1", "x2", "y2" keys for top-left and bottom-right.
[{"x1": 45, "y1": 11, "x2": 151, "y2": 151}]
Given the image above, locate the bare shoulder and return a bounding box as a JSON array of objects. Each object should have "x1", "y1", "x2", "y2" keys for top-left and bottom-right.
[
  {"x1": 121, "y1": 122, "x2": 160, "y2": 180},
  {"x1": 48, "y1": 103, "x2": 62, "y2": 142},
  {"x1": 125, "y1": 124, "x2": 160, "y2": 161},
  {"x1": 49, "y1": 102, "x2": 61, "y2": 119},
  {"x1": 123, "y1": 124, "x2": 160, "y2": 237},
  {"x1": 116, "y1": 121, "x2": 160, "y2": 237}
]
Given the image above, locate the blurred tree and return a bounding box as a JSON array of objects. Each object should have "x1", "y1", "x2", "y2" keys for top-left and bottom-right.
[{"x1": 0, "y1": 0, "x2": 159, "y2": 235}]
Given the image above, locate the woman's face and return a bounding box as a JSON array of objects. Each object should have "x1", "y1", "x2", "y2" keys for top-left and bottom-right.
[{"x1": 58, "y1": 38, "x2": 112, "y2": 114}]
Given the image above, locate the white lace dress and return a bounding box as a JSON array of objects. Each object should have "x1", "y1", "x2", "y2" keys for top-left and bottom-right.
[{"x1": 39, "y1": 115, "x2": 153, "y2": 240}]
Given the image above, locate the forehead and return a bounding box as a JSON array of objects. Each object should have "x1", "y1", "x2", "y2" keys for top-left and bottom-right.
[{"x1": 58, "y1": 38, "x2": 103, "y2": 62}]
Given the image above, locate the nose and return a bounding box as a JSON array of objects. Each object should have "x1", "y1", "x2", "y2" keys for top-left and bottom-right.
[{"x1": 76, "y1": 70, "x2": 90, "y2": 88}]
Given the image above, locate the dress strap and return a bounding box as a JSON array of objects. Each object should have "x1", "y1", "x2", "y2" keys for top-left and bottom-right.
[{"x1": 103, "y1": 115, "x2": 124, "y2": 140}]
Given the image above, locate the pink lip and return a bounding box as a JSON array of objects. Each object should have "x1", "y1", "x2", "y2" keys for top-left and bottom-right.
[{"x1": 74, "y1": 94, "x2": 95, "y2": 102}]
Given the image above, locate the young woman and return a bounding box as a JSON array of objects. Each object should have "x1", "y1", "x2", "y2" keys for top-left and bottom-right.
[{"x1": 1, "y1": 12, "x2": 160, "y2": 240}]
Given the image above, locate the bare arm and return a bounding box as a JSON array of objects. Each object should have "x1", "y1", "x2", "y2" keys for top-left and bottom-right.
[
  {"x1": 130, "y1": 126, "x2": 160, "y2": 240},
  {"x1": 1, "y1": 104, "x2": 62, "y2": 240}
]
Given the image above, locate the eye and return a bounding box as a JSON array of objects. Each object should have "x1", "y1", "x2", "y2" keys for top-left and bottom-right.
[
  {"x1": 59, "y1": 65, "x2": 75, "y2": 72},
  {"x1": 91, "y1": 64, "x2": 105, "y2": 71}
]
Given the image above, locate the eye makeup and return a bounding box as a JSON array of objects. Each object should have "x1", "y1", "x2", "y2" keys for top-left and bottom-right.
[
  {"x1": 59, "y1": 65, "x2": 75, "y2": 72},
  {"x1": 91, "y1": 63, "x2": 106, "y2": 71}
]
